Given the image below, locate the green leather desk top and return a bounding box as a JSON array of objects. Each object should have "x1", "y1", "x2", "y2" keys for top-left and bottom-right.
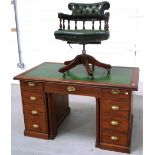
[{"x1": 14, "y1": 62, "x2": 139, "y2": 90}]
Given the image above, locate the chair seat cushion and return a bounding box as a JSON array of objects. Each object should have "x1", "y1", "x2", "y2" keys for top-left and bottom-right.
[{"x1": 54, "y1": 29, "x2": 109, "y2": 44}]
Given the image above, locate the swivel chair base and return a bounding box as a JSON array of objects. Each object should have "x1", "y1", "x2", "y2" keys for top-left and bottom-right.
[{"x1": 59, "y1": 45, "x2": 111, "y2": 79}]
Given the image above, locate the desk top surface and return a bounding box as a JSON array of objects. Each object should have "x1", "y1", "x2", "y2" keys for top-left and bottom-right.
[{"x1": 14, "y1": 62, "x2": 139, "y2": 90}]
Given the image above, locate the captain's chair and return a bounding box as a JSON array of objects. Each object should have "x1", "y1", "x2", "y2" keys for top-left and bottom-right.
[{"x1": 54, "y1": 1, "x2": 111, "y2": 79}]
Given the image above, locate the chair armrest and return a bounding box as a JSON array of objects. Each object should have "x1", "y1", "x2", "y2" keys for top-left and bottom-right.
[
  {"x1": 58, "y1": 13, "x2": 72, "y2": 20},
  {"x1": 58, "y1": 13, "x2": 106, "y2": 21}
]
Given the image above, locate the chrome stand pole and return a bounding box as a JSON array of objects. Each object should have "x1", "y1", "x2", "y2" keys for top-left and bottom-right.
[
  {"x1": 82, "y1": 44, "x2": 86, "y2": 55},
  {"x1": 13, "y1": 0, "x2": 25, "y2": 68}
]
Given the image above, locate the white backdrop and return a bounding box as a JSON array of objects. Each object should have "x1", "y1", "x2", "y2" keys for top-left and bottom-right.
[
  {"x1": 10, "y1": 0, "x2": 143, "y2": 94},
  {"x1": 0, "y1": 1, "x2": 145, "y2": 154}
]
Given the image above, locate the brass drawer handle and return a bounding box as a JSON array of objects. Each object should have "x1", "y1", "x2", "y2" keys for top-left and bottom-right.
[
  {"x1": 31, "y1": 110, "x2": 38, "y2": 115},
  {"x1": 30, "y1": 96, "x2": 36, "y2": 101},
  {"x1": 125, "y1": 91, "x2": 129, "y2": 95},
  {"x1": 110, "y1": 120, "x2": 119, "y2": 126},
  {"x1": 28, "y1": 82, "x2": 36, "y2": 87},
  {"x1": 111, "y1": 105, "x2": 119, "y2": 111},
  {"x1": 111, "y1": 136, "x2": 119, "y2": 141},
  {"x1": 67, "y1": 86, "x2": 76, "y2": 92},
  {"x1": 32, "y1": 124, "x2": 39, "y2": 128},
  {"x1": 111, "y1": 89, "x2": 120, "y2": 95}
]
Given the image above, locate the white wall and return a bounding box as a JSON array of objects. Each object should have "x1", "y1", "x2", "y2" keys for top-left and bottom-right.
[{"x1": 10, "y1": 0, "x2": 143, "y2": 94}]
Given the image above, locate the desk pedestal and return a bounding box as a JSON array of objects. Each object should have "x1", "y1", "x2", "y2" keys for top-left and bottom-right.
[{"x1": 46, "y1": 93, "x2": 70, "y2": 139}]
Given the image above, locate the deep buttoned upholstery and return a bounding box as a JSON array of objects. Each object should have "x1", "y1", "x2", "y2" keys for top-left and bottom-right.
[
  {"x1": 54, "y1": 1, "x2": 110, "y2": 44},
  {"x1": 68, "y1": 1, "x2": 110, "y2": 16},
  {"x1": 53, "y1": 1, "x2": 111, "y2": 78}
]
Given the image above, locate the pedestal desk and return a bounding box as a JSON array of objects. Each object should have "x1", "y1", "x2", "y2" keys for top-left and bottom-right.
[{"x1": 13, "y1": 62, "x2": 139, "y2": 153}]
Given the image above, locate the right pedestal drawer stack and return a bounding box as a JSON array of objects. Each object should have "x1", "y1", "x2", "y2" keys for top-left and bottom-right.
[{"x1": 99, "y1": 88, "x2": 133, "y2": 153}]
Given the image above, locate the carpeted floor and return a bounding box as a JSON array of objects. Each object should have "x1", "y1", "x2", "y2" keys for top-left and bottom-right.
[{"x1": 11, "y1": 84, "x2": 143, "y2": 155}]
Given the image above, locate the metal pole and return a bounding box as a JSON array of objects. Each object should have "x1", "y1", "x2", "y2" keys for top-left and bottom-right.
[
  {"x1": 82, "y1": 44, "x2": 86, "y2": 55},
  {"x1": 13, "y1": 0, "x2": 25, "y2": 68}
]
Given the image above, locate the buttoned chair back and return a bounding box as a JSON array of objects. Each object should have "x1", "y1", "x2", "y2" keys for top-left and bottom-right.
[{"x1": 54, "y1": 1, "x2": 110, "y2": 44}]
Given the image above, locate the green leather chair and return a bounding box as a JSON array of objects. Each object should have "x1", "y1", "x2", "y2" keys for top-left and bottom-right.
[{"x1": 54, "y1": 1, "x2": 111, "y2": 79}]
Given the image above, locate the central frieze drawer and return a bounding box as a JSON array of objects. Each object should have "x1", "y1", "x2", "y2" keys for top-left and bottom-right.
[{"x1": 44, "y1": 82, "x2": 100, "y2": 97}]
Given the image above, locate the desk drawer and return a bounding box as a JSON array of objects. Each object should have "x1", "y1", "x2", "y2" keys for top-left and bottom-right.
[
  {"x1": 22, "y1": 91, "x2": 44, "y2": 105},
  {"x1": 101, "y1": 131, "x2": 128, "y2": 146},
  {"x1": 21, "y1": 81, "x2": 43, "y2": 92},
  {"x1": 101, "y1": 115, "x2": 129, "y2": 132},
  {"x1": 25, "y1": 117, "x2": 47, "y2": 133},
  {"x1": 102, "y1": 89, "x2": 131, "y2": 101},
  {"x1": 23, "y1": 104, "x2": 46, "y2": 113},
  {"x1": 24, "y1": 110, "x2": 46, "y2": 123},
  {"x1": 45, "y1": 82, "x2": 100, "y2": 97},
  {"x1": 101, "y1": 99, "x2": 130, "y2": 116}
]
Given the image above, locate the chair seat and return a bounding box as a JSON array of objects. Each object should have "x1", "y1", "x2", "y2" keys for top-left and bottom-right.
[{"x1": 54, "y1": 29, "x2": 109, "y2": 44}]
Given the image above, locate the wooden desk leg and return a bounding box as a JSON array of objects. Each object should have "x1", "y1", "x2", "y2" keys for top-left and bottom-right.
[
  {"x1": 46, "y1": 93, "x2": 70, "y2": 139},
  {"x1": 96, "y1": 97, "x2": 100, "y2": 147},
  {"x1": 46, "y1": 93, "x2": 57, "y2": 139}
]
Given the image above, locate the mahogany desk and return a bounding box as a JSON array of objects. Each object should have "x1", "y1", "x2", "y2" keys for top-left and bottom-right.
[{"x1": 14, "y1": 62, "x2": 139, "y2": 153}]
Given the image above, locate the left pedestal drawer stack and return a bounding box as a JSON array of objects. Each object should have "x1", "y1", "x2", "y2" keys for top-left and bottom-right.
[{"x1": 20, "y1": 81, "x2": 49, "y2": 139}]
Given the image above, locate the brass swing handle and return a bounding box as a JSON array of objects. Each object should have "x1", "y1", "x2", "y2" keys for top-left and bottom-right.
[
  {"x1": 111, "y1": 136, "x2": 119, "y2": 141},
  {"x1": 111, "y1": 89, "x2": 120, "y2": 94},
  {"x1": 110, "y1": 120, "x2": 119, "y2": 126},
  {"x1": 32, "y1": 124, "x2": 39, "y2": 128},
  {"x1": 111, "y1": 89, "x2": 129, "y2": 95},
  {"x1": 31, "y1": 110, "x2": 38, "y2": 115},
  {"x1": 111, "y1": 105, "x2": 119, "y2": 111},
  {"x1": 27, "y1": 81, "x2": 36, "y2": 87},
  {"x1": 67, "y1": 86, "x2": 76, "y2": 92},
  {"x1": 30, "y1": 96, "x2": 36, "y2": 101}
]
